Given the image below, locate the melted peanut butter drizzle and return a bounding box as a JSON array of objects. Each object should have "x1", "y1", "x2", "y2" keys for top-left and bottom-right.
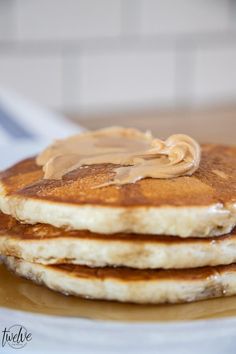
[{"x1": 36, "y1": 127, "x2": 201, "y2": 187}]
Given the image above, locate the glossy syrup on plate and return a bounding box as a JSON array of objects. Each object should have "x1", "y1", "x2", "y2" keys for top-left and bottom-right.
[{"x1": 1, "y1": 264, "x2": 236, "y2": 322}]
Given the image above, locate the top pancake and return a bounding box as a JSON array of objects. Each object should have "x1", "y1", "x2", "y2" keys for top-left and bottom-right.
[{"x1": 0, "y1": 144, "x2": 236, "y2": 237}]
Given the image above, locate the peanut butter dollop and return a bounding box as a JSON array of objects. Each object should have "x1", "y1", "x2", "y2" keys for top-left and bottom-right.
[{"x1": 36, "y1": 127, "x2": 201, "y2": 187}]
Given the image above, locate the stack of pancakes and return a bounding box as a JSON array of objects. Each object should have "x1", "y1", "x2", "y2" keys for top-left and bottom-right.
[{"x1": 0, "y1": 143, "x2": 236, "y2": 304}]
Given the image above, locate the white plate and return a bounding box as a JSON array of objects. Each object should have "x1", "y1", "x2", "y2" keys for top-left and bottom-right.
[{"x1": 1, "y1": 307, "x2": 236, "y2": 354}]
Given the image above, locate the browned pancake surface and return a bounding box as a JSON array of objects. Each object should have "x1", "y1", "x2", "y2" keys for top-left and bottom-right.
[
  {"x1": 0, "y1": 212, "x2": 236, "y2": 244},
  {"x1": 0, "y1": 144, "x2": 236, "y2": 207},
  {"x1": 50, "y1": 262, "x2": 236, "y2": 281}
]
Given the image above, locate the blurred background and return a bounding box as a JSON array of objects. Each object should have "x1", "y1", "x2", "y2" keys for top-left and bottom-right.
[{"x1": 0, "y1": 0, "x2": 236, "y2": 134}]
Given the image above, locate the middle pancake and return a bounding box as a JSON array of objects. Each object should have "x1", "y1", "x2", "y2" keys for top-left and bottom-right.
[{"x1": 0, "y1": 212, "x2": 236, "y2": 269}]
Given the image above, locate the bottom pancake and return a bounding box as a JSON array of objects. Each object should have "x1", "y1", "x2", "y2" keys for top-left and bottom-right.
[{"x1": 2, "y1": 256, "x2": 236, "y2": 304}]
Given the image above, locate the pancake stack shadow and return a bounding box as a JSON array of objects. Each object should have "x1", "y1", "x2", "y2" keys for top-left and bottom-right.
[{"x1": 0, "y1": 143, "x2": 236, "y2": 304}]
